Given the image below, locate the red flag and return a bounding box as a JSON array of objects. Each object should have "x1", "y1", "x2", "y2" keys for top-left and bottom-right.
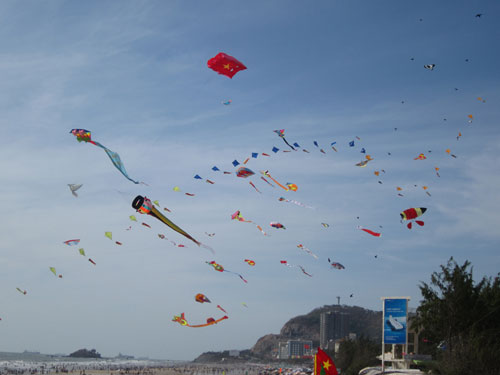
[
  {"x1": 207, "y1": 52, "x2": 247, "y2": 78},
  {"x1": 314, "y1": 348, "x2": 338, "y2": 375}
]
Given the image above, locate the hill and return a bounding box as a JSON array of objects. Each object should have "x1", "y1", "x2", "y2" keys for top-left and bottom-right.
[{"x1": 194, "y1": 304, "x2": 381, "y2": 362}]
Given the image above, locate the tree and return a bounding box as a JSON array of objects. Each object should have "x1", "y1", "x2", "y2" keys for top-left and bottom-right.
[
  {"x1": 412, "y1": 257, "x2": 500, "y2": 375},
  {"x1": 335, "y1": 336, "x2": 379, "y2": 375}
]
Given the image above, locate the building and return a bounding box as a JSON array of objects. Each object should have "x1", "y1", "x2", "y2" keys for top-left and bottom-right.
[
  {"x1": 277, "y1": 340, "x2": 313, "y2": 359},
  {"x1": 320, "y1": 311, "x2": 350, "y2": 349}
]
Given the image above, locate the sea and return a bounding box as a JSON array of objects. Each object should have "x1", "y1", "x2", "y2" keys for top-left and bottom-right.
[{"x1": 0, "y1": 351, "x2": 179, "y2": 373}]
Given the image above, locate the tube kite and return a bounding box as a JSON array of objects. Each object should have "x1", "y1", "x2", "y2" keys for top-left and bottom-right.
[
  {"x1": 400, "y1": 207, "x2": 427, "y2": 229},
  {"x1": 358, "y1": 227, "x2": 382, "y2": 237},
  {"x1": 172, "y1": 312, "x2": 228, "y2": 328},
  {"x1": 132, "y1": 195, "x2": 211, "y2": 252},
  {"x1": 70, "y1": 129, "x2": 139, "y2": 184}
]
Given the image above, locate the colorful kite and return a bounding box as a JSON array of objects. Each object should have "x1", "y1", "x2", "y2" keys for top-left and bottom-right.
[
  {"x1": 328, "y1": 259, "x2": 345, "y2": 270},
  {"x1": 195, "y1": 293, "x2": 211, "y2": 303},
  {"x1": 244, "y1": 259, "x2": 256, "y2": 266},
  {"x1": 297, "y1": 244, "x2": 318, "y2": 259},
  {"x1": 207, "y1": 52, "x2": 247, "y2": 78},
  {"x1": 278, "y1": 197, "x2": 313, "y2": 209},
  {"x1": 49, "y1": 267, "x2": 62, "y2": 278},
  {"x1": 64, "y1": 239, "x2": 80, "y2": 246},
  {"x1": 260, "y1": 170, "x2": 289, "y2": 191},
  {"x1": 270, "y1": 222, "x2": 286, "y2": 229},
  {"x1": 206, "y1": 261, "x2": 247, "y2": 283},
  {"x1": 358, "y1": 226, "x2": 382, "y2": 237},
  {"x1": 414, "y1": 153, "x2": 427, "y2": 160},
  {"x1": 445, "y1": 149, "x2": 457, "y2": 158},
  {"x1": 172, "y1": 312, "x2": 228, "y2": 328},
  {"x1": 286, "y1": 183, "x2": 298, "y2": 191},
  {"x1": 105, "y1": 232, "x2": 112, "y2": 240},
  {"x1": 132, "y1": 195, "x2": 212, "y2": 252},
  {"x1": 217, "y1": 305, "x2": 228, "y2": 314},
  {"x1": 68, "y1": 184, "x2": 83, "y2": 197},
  {"x1": 236, "y1": 167, "x2": 255, "y2": 178},
  {"x1": 88, "y1": 258, "x2": 96, "y2": 265},
  {"x1": 231, "y1": 210, "x2": 267, "y2": 235},
  {"x1": 16, "y1": 287, "x2": 27, "y2": 295},
  {"x1": 400, "y1": 207, "x2": 427, "y2": 229},
  {"x1": 280, "y1": 260, "x2": 312, "y2": 277},
  {"x1": 274, "y1": 129, "x2": 295, "y2": 150},
  {"x1": 222, "y1": 100, "x2": 232, "y2": 105},
  {"x1": 79, "y1": 248, "x2": 86, "y2": 256},
  {"x1": 321, "y1": 223, "x2": 330, "y2": 228},
  {"x1": 69, "y1": 129, "x2": 139, "y2": 184}
]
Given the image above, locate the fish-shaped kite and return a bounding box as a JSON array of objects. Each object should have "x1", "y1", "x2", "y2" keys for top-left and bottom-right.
[
  {"x1": 358, "y1": 226, "x2": 382, "y2": 237},
  {"x1": 195, "y1": 293, "x2": 211, "y2": 303},
  {"x1": 70, "y1": 129, "x2": 140, "y2": 184},
  {"x1": 64, "y1": 239, "x2": 80, "y2": 246},
  {"x1": 270, "y1": 222, "x2": 286, "y2": 229},
  {"x1": 328, "y1": 259, "x2": 345, "y2": 270}
]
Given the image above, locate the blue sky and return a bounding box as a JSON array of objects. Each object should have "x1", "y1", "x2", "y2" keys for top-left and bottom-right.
[{"x1": 0, "y1": 0, "x2": 499, "y2": 361}]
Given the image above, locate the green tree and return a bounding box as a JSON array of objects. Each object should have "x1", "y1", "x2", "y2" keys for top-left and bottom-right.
[
  {"x1": 412, "y1": 257, "x2": 500, "y2": 375},
  {"x1": 335, "y1": 336, "x2": 379, "y2": 375}
]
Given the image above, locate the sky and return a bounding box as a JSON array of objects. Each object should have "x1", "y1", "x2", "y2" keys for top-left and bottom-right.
[{"x1": 0, "y1": 0, "x2": 499, "y2": 362}]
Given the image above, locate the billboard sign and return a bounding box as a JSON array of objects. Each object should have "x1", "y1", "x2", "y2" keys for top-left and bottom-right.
[{"x1": 383, "y1": 298, "x2": 407, "y2": 344}]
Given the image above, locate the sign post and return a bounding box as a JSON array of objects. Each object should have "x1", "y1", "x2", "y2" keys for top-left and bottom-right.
[{"x1": 381, "y1": 297, "x2": 410, "y2": 373}]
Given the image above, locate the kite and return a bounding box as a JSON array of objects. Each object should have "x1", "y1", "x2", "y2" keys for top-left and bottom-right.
[
  {"x1": 195, "y1": 293, "x2": 211, "y2": 303},
  {"x1": 355, "y1": 160, "x2": 370, "y2": 167},
  {"x1": 435, "y1": 167, "x2": 441, "y2": 177},
  {"x1": 88, "y1": 258, "x2": 96, "y2": 265},
  {"x1": 217, "y1": 305, "x2": 228, "y2": 314},
  {"x1": 321, "y1": 223, "x2": 330, "y2": 228},
  {"x1": 414, "y1": 153, "x2": 427, "y2": 160},
  {"x1": 457, "y1": 132, "x2": 462, "y2": 141},
  {"x1": 64, "y1": 239, "x2": 80, "y2": 246},
  {"x1": 445, "y1": 149, "x2": 457, "y2": 158},
  {"x1": 236, "y1": 167, "x2": 255, "y2": 178},
  {"x1": 286, "y1": 183, "x2": 298, "y2": 191},
  {"x1": 467, "y1": 114, "x2": 473, "y2": 123},
  {"x1": 173, "y1": 312, "x2": 228, "y2": 328},
  {"x1": 260, "y1": 170, "x2": 288, "y2": 191},
  {"x1": 261, "y1": 176, "x2": 275, "y2": 187},
  {"x1": 69, "y1": 129, "x2": 139, "y2": 184},
  {"x1": 105, "y1": 232, "x2": 113, "y2": 240},
  {"x1": 68, "y1": 184, "x2": 83, "y2": 197},
  {"x1": 132, "y1": 195, "x2": 212, "y2": 252},
  {"x1": 297, "y1": 244, "x2": 318, "y2": 259},
  {"x1": 207, "y1": 52, "x2": 246, "y2": 79},
  {"x1": 400, "y1": 207, "x2": 427, "y2": 229},
  {"x1": 142, "y1": 222, "x2": 151, "y2": 228},
  {"x1": 49, "y1": 267, "x2": 62, "y2": 278},
  {"x1": 331, "y1": 142, "x2": 337, "y2": 152},
  {"x1": 270, "y1": 222, "x2": 286, "y2": 229},
  {"x1": 274, "y1": 129, "x2": 295, "y2": 150},
  {"x1": 424, "y1": 64, "x2": 436, "y2": 70},
  {"x1": 313, "y1": 141, "x2": 326, "y2": 154},
  {"x1": 79, "y1": 248, "x2": 85, "y2": 256},
  {"x1": 422, "y1": 186, "x2": 432, "y2": 197},
  {"x1": 206, "y1": 261, "x2": 247, "y2": 283},
  {"x1": 279, "y1": 197, "x2": 314, "y2": 208},
  {"x1": 328, "y1": 259, "x2": 345, "y2": 270},
  {"x1": 244, "y1": 259, "x2": 256, "y2": 266},
  {"x1": 242, "y1": 302, "x2": 248, "y2": 308},
  {"x1": 280, "y1": 260, "x2": 312, "y2": 277},
  {"x1": 16, "y1": 288, "x2": 27, "y2": 295},
  {"x1": 358, "y1": 226, "x2": 382, "y2": 237},
  {"x1": 231, "y1": 210, "x2": 268, "y2": 235},
  {"x1": 222, "y1": 100, "x2": 232, "y2": 105},
  {"x1": 205, "y1": 232, "x2": 215, "y2": 237},
  {"x1": 129, "y1": 215, "x2": 137, "y2": 222}
]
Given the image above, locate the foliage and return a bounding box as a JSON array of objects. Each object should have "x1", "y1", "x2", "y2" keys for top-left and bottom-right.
[
  {"x1": 335, "y1": 336, "x2": 379, "y2": 375},
  {"x1": 68, "y1": 348, "x2": 101, "y2": 358},
  {"x1": 412, "y1": 257, "x2": 500, "y2": 375}
]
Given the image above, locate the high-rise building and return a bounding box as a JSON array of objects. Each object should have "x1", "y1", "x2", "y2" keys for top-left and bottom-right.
[
  {"x1": 320, "y1": 311, "x2": 349, "y2": 349},
  {"x1": 277, "y1": 340, "x2": 313, "y2": 359}
]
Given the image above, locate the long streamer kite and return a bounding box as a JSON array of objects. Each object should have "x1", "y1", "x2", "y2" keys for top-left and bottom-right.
[
  {"x1": 297, "y1": 244, "x2": 318, "y2": 259},
  {"x1": 274, "y1": 129, "x2": 296, "y2": 150},
  {"x1": 280, "y1": 260, "x2": 312, "y2": 277},
  {"x1": 260, "y1": 170, "x2": 289, "y2": 191},
  {"x1": 70, "y1": 129, "x2": 140, "y2": 184},
  {"x1": 172, "y1": 312, "x2": 228, "y2": 328},
  {"x1": 231, "y1": 210, "x2": 268, "y2": 236},
  {"x1": 133, "y1": 195, "x2": 213, "y2": 253},
  {"x1": 206, "y1": 261, "x2": 248, "y2": 283}
]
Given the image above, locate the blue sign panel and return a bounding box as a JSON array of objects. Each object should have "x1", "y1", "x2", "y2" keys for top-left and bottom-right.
[{"x1": 383, "y1": 298, "x2": 407, "y2": 344}]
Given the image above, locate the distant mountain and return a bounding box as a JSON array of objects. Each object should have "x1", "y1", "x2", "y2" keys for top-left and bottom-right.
[
  {"x1": 68, "y1": 348, "x2": 101, "y2": 358},
  {"x1": 194, "y1": 304, "x2": 381, "y2": 362},
  {"x1": 251, "y1": 305, "x2": 381, "y2": 359}
]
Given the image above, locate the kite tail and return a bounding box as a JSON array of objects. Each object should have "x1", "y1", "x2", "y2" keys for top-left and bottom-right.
[
  {"x1": 149, "y1": 206, "x2": 201, "y2": 246},
  {"x1": 255, "y1": 225, "x2": 268, "y2": 236},
  {"x1": 268, "y1": 175, "x2": 289, "y2": 191},
  {"x1": 200, "y1": 242, "x2": 216, "y2": 255},
  {"x1": 249, "y1": 181, "x2": 261, "y2": 193},
  {"x1": 283, "y1": 138, "x2": 296, "y2": 151}
]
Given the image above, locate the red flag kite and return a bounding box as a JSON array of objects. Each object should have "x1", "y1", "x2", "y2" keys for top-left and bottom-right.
[
  {"x1": 314, "y1": 347, "x2": 338, "y2": 375},
  {"x1": 207, "y1": 52, "x2": 247, "y2": 78}
]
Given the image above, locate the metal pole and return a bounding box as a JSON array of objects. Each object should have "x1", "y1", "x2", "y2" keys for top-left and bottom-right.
[{"x1": 381, "y1": 298, "x2": 385, "y2": 373}]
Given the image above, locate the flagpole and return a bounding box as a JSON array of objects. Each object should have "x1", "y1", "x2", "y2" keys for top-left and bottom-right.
[{"x1": 381, "y1": 298, "x2": 385, "y2": 374}]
